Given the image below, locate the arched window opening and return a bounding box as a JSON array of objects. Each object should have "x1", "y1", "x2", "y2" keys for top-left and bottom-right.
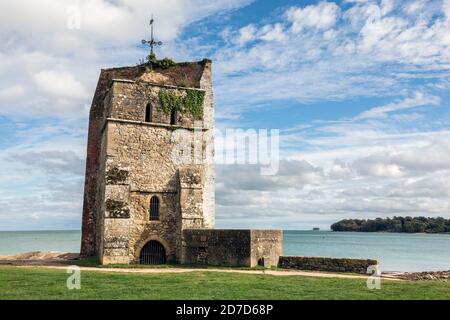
[
  {"x1": 150, "y1": 196, "x2": 160, "y2": 221},
  {"x1": 145, "y1": 103, "x2": 153, "y2": 122},
  {"x1": 170, "y1": 109, "x2": 177, "y2": 125}
]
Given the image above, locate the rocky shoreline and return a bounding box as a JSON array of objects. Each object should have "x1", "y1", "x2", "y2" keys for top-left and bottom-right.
[
  {"x1": 395, "y1": 271, "x2": 450, "y2": 281},
  {"x1": 0, "y1": 251, "x2": 79, "y2": 266}
]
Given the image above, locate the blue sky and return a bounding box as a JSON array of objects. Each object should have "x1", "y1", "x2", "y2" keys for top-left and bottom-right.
[{"x1": 1, "y1": 0, "x2": 450, "y2": 231}]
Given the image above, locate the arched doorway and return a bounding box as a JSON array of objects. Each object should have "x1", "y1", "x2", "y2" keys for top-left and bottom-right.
[{"x1": 139, "y1": 240, "x2": 166, "y2": 265}]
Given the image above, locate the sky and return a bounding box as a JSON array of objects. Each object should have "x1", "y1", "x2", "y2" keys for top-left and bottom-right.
[{"x1": 1, "y1": 0, "x2": 450, "y2": 231}]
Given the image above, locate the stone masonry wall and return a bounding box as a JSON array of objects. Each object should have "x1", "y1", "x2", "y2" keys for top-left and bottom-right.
[
  {"x1": 182, "y1": 229, "x2": 282, "y2": 267},
  {"x1": 198, "y1": 62, "x2": 215, "y2": 229},
  {"x1": 80, "y1": 70, "x2": 109, "y2": 256},
  {"x1": 81, "y1": 61, "x2": 211, "y2": 258},
  {"x1": 250, "y1": 230, "x2": 283, "y2": 267},
  {"x1": 101, "y1": 120, "x2": 187, "y2": 264},
  {"x1": 108, "y1": 80, "x2": 200, "y2": 128},
  {"x1": 179, "y1": 165, "x2": 204, "y2": 230},
  {"x1": 182, "y1": 229, "x2": 252, "y2": 266},
  {"x1": 278, "y1": 256, "x2": 379, "y2": 274},
  {"x1": 98, "y1": 62, "x2": 214, "y2": 264}
]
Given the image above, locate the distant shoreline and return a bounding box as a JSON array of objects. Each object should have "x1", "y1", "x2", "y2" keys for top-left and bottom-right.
[
  {"x1": 331, "y1": 217, "x2": 450, "y2": 234},
  {"x1": 332, "y1": 230, "x2": 450, "y2": 235}
]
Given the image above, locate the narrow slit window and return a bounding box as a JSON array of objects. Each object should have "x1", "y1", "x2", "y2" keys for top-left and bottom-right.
[
  {"x1": 145, "y1": 103, "x2": 153, "y2": 122},
  {"x1": 170, "y1": 109, "x2": 177, "y2": 125},
  {"x1": 150, "y1": 196, "x2": 160, "y2": 221}
]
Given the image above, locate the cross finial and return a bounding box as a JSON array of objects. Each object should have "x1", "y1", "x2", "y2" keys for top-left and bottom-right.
[{"x1": 141, "y1": 15, "x2": 163, "y2": 58}]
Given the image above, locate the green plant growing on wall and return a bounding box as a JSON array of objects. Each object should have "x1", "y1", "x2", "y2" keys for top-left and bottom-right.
[
  {"x1": 159, "y1": 89, "x2": 205, "y2": 119},
  {"x1": 147, "y1": 53, "x2": 176, "y2": 69},
  {"x1": 159, "y1": 90, "x2": 183, "y2": 114}
]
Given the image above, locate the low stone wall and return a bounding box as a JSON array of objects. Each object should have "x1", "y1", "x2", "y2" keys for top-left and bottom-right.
[
  {"x1": 278, "y1": 256, "x2": 378, "y2": 274},
  {"x1": 182, "y1": 229, "x2": 252, "y2": 267},
  {"x1": 182, "y1": 229, "x2": 283, "y2": 267}
]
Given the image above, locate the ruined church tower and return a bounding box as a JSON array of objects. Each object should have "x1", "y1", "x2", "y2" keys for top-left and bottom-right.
[{"x1": 80, "y1": 60, "x2": 215, "y2": 264}]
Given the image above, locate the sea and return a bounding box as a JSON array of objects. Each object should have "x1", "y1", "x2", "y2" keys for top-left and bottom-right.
[{"x1": 1, "y1": 230, "x2": 450, "y2": 272}]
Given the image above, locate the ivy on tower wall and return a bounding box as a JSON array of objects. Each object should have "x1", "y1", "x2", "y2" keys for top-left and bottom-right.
[{"x1": 159, "y1": 89, "x2": 205, "y2": 120}]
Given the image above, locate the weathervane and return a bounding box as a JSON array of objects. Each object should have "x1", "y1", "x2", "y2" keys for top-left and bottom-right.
[{"x1": 141, "y1": 15, "x2": 163, "y2": 59}]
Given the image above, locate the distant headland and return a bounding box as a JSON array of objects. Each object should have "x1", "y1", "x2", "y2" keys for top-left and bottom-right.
[{"x1": 331, "y1": 217, "x2": 450, "y2": 234}]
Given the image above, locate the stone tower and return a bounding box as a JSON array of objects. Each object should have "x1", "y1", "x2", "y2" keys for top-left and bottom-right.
[{"x1": 80, "y1": 59, "x2": 215, "y2": 264}]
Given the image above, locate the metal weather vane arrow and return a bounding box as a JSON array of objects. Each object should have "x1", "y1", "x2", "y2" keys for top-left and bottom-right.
[{"x1": 141, "y1": 15, "x2": 163, "y2": 58}]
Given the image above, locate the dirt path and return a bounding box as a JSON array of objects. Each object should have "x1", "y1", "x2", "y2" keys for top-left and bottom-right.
[
  {"x1": 27, "y1": 265, "x2": 401, "y2": 281},
  {"x1": 0, "y1": 251, "x2": 403, "y2": 281}
]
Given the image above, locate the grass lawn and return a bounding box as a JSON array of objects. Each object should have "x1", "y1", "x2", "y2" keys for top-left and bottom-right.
[{"x1": 0, "y1": 265, "x2": 449, "y2": 300}]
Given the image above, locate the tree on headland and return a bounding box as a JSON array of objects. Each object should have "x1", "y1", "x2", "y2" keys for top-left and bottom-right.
[{"x1": 330, "y1": 217, "x2": 450, "y2": 233}]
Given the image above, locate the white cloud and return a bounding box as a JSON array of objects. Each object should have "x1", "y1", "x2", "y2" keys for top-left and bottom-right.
[
  {"x1": 391, "y1": 112, "x2": 423, "y2": 122},
  {"x1": 9, "y1": 150, "x2": 85, "y2": 175},
  {"x1": 390, "y1": 138, "x2": 450, "y2": 172},
  {"x1": 0, "y1": 118, "x2": 87, "y2": 230},
  {"x1": 381, "y1": 0, "x2": 396, "y2": 16},
  {"x1": 358, "y1": 15, "x2": 407, "y2": 52},
  {"x1": 0, "y1": 85, "x2": 25, "y2": 101},
  {"x1": 403, "y1": 0, "x2": 426, "y2": 15},
  {"x1": 259, "y1": 23, "x2": 287, "y2": 42},
  {"x1": 356, "y1": 92, "x2": 441, "y2": 120},
  {"x1": 213, "y1": 0, "x2": 450, "y2": 117},
  {"x1": 216, "y1": 129, "x2": 450, "y2": 226},
  {"x1": 328, "y1": 160, "x2": 353, "y2": 180},
  {"x1": 237, "y1": 24, "x2": 257, "y2": 45},
  {"x1": 286, "y1": 1, "x2": 340, "y2": 33},
  {"x1": 217, "y1": 160, "x2": 324, "y2": 193},
  {"x1": 0, "y1": 0, "x2": 254, "y2": 52},
  {"x1": 0, "y1": 0, "x2": 253, "y2": 118},
  {"x1": 33, "y1": 70, "x2": 88, "y2": 99},
  {"x1": 354, "y1": 154, "x2": 406, "y2": 178},
  {"x1": 444, "y1": 0, "x2": 450, "y2": 19}
]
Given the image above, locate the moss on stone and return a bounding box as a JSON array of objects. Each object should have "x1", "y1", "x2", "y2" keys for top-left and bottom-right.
[
  {"x1": 106, "y1": 167, "x2": 129, "y2": 185},
  {"x1": 105, "y1": 199, "x2": 130, "y2": 218}
]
